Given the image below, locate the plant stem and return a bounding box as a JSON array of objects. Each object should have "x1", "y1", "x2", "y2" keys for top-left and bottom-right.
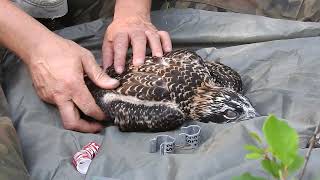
[
  {"x1": 298, "y1": 119, "x2": 320, "y2": 180},
  {"x1": 279, "y1": 170, "x2": 286, "y2": 180}
]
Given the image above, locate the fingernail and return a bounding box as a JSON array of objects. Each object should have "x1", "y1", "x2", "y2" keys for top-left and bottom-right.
[
  {"x1": 109, "y1": 78, "x2": 119, "y2": 85},
  {"x1": 94, "y1": 126, "x2": 104, "y2": 133},
  {"x1": 97, "y1": 112, "x2": 105, "y2": 121},
  {"x1": 165, "y1": 47, "x2": 172, "y2": 52},
  {"x1": 116, "y1": 66, "x2": 124, "y2": 74},
  {"x1": 135, "y1": 59, "x2": 144, "y2": 66}
]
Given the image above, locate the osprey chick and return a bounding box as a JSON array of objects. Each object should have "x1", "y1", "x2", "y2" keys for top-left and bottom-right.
[{"x1": 86, "y1": 49, "x2": 257, "y2": 132}]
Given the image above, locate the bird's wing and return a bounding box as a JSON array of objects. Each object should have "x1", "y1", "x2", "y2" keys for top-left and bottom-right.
[
  {"x1": 163, "y1": 49, "x2": 243, "y2": 93},
  {"x1": 85, "y1": 72, "x2": 185, "y2": 132},
  {"x1": 115, "y1": 71, "x2": 172, "y2": 102},
  {"x1": 163, "y1": 49, "x2": 218, "y2": 83},
  {"x1": 101, "y1": 94, "x2": 185, "y2": 132}
]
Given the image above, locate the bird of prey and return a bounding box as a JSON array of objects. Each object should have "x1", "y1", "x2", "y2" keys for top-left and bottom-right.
[{"x1": 85, "y1": 49, "x2": 257, "y2": 132}]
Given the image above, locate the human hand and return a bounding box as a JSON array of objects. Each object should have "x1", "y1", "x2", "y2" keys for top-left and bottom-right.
[
  {"x1": 27, "y1": 36, "x2": 119, "y2": 133},
  {"x1": 103, "y1": 15, "x2": 172, "y2": 74}
]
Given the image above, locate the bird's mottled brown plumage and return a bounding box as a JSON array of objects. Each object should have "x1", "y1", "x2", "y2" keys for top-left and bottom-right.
[{"x1": 85, "y1": 49, "x2": 257, "y2": 132}]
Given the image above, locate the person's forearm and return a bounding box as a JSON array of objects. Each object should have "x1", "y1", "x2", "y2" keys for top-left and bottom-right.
[
  {"x1": 0, "y1": 0, "x2": 59, "y2": 63},
  {"x1": 114, "y1": 0, "x2": 152, "y2": 20}
]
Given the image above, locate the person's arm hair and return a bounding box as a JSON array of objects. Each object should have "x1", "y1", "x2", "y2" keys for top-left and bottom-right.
[{"x1": 0, "y1": 0, "x2": 59, "y2": 64}]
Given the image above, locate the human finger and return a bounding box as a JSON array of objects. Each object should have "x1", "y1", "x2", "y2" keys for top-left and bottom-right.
[
  {"x1": 81, "y1": 52, "x2": 119, "y2": 89},
  {"x1": 130, "y1": 31, "x2": 147, "y2": 66},
  {"x1": 113, "y1": 32, "x2": 129, "y2": 74},
  {"x1": 71, "y1": 82, "x2": 105, "y2": 121},
  {"x1": 158, "y1": 31, "x2": 172, "y2": 53},
  {"x1": 145, "y1": 30, "x2": 163, "y2": 57},
  {"x1": 57, "y1": 100, "x2": 104, "y2": 133},
  {"x1": 102, "y1": 40, "x2": 114, "y2": 70}
]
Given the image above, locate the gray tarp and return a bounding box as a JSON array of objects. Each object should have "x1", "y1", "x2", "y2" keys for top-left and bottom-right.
[{"x1": 2, "y1": 9, "x2": 320, "y2": 180}]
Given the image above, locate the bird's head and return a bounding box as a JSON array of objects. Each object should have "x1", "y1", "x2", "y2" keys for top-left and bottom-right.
[{"x1": 190, "y1": 84, "x2": 258, "y2": 123}]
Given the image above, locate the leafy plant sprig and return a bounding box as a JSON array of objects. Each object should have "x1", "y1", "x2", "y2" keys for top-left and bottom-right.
[{"x1": 233, "y1": 114, "x2": 305, "y2": 180}]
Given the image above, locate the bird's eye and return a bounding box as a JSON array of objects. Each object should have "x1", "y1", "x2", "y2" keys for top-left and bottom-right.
[{"x1": 223, "y1": 109, "x2": 238, "y2": 119}]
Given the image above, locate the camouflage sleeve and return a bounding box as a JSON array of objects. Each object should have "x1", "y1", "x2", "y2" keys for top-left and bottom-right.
[
  {"x1": 161, "y1": 0, "x2": 320, "y2": 22},
  {"x1": 0, "y1": 88, "x2": 29, "y2": 180}
]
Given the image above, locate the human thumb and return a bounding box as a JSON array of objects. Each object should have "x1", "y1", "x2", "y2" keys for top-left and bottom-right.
[{"x1": 82, "y1": 53, "x2": 119, "y2": 89}]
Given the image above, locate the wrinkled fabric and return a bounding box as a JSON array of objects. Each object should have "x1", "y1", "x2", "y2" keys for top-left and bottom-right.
[
  {"x1": 11, "y1": 0, "x2": 115, "y2": 21},
  {"x1": 64, "y1": 0, "x2": 115, "y2": 26},
  {"x1": 165, "y1": 0, "x2": 320, "y2": 22},
  {"x1": 3, "y1": 9, "x2": 320, "y2": 180},
  {"x1": 0, "y1": 68, "x2": 30, "y2": 180},
  {"x1": 12, "y1": 0, "x2": 68, "y2": 18}
]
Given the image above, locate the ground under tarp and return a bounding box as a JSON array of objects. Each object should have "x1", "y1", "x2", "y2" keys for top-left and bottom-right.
[{"x1": 2, "y1": 9, "x2": 320, "y2": 180}]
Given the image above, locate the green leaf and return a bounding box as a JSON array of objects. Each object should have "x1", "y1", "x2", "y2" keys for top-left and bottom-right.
[
  {"x1": 262, "y1": 114, "x2": 299, "y2": 166},
  {"x1": 288, "y1": 155, "x2": 304, "y2": 173},
  {"x1": 246, "y1": 153, "x2": 263, "y2": 160},
  {"x1": 249, "y1": 132, "x2": 263, "y2": 144},
  {"x1": 261, "y1": 159, "x2": 281, "y2": 178},
  {"x1": 232, "y1": 172, "x2": 266, "y2": 180},
  {"x1": 244, "y1": 145, "x2": 264, "y2": 154}
]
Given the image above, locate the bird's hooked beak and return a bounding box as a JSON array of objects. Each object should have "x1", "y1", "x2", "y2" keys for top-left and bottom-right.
[{"x1": 242, "y1": 108, "x2": 260, "y2": 121}]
